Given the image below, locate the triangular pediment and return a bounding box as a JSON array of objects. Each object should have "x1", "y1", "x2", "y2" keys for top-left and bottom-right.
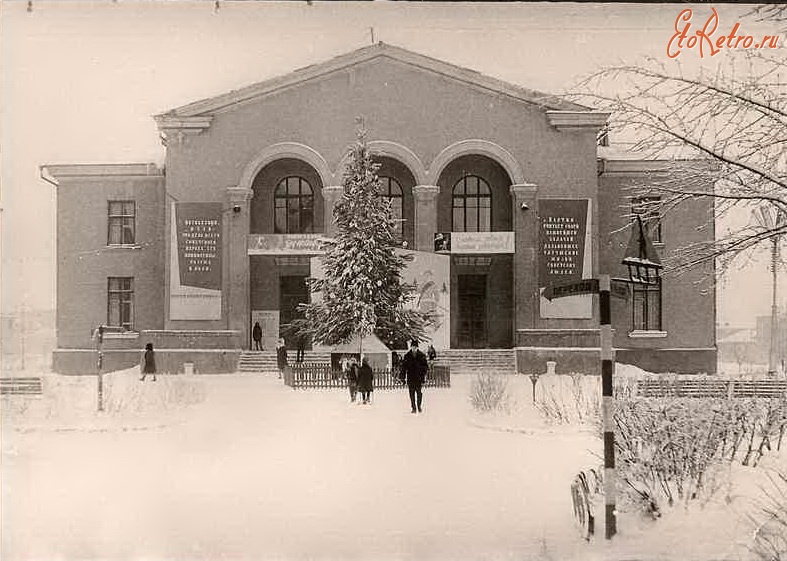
[{"x1": 156, "y1": 42, "x2": 588, "y2": 121}]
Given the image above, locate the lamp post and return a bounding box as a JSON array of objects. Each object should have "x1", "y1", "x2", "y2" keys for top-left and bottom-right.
[
  {"x1": 610, "y1": 215, "x2": 663, "y2": 539},
  {"x1": 752, "y1": 207, "x2": 786, "y2": 377}
]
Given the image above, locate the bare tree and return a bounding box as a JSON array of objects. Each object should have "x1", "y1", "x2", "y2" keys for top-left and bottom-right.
[{"x1": 572, "y1": 26, "x2": 786, "y2": 276}]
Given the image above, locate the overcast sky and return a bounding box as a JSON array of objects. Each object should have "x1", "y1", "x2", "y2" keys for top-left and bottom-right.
[{"x1": 1, "y1": 1, "x2": 782, "y2": 326}]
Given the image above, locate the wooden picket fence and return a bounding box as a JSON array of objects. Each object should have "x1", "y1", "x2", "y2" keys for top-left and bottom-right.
[
  {"x1": 636, "y1": 379, "x2": 787, "y2": 399},
  {"x1": 0, "y1": 377, "x2": 43, "y2": 397},
  {"x1": 284, "y1": 363, "x2": 450, "y2": 390}
]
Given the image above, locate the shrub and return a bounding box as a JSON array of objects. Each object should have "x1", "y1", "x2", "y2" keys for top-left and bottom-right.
[
  {"x1": 751, "y1": 469, "x2": 787, "y2": 561},
  {"x1": 613, "y1": 396, "x2": 787, "y2": 513},
  {"x1": 469, "y1": 372, "x2": 511, "y2": 414}
]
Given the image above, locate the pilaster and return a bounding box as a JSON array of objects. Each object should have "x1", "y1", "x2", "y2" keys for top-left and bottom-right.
[
  {"x1": 413, "y1": 185, "x2": 440, "y2": 252},
  {"x1": 510, "y1": 183, "x2": 539, "y2": 337},
  {"x1": 226, "y1": 187, "x2": 253, "y2": 347}
]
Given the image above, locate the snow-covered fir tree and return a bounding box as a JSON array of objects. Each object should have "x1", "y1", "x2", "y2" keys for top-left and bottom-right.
[{"x1": 294, "y1": 125, "x2": 434, "y2": 352}]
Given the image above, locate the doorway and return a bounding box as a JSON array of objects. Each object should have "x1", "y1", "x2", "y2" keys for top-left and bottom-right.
[
  {"x1": 279, "y1": 275, "x2": 309, "y2": 349},
  {"x1": 457, "y1": 274, "x2": 487, "y2": 348}
]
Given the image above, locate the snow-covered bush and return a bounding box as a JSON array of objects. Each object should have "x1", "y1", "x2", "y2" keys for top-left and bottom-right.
[
  {"x1": 536, "y1": 373, "x2": 600, "y2": 425},
  {"x1": 751, "y1": 469, "x2": 787, "y2": 561},
  {"x1": 469, "y1": 372, "x2": 511, "y2": 413},
  {"x1": 614, "y1": 396, "x2": 787, "y2": 513}
]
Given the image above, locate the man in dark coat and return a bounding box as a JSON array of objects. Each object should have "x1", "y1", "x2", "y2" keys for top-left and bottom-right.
[
  {"x1": 357, "y1": 356, "x2": 374, "y2": 404},
  {"x1": 400, "y1": 340, "x2": 428, "y2": 414},
  {"x1": 252, "y1": 322, "x2": 263, "y2": 351}
]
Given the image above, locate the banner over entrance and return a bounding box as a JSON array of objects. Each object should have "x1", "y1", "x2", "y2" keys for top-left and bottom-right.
[
  {"x1": 538, "y1": 199, "x2": 593, "y2": 319},
  {"x1": 170, "y1": 202, "x2": 222, "y2": 320}
]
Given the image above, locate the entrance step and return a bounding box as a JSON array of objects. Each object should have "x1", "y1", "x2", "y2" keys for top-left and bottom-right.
[
  {"x1": 432, "y1": 349, "x2": 515, "y2": 373},
  {"x1": 237, "y1": 350, "x2": 332, "y2": 373}
]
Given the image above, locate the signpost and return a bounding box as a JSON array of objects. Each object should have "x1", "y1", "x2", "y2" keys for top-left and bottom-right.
[
  {"x1": 545, "y1": 215, "x2": 661, "y2": 540},
  {"x1": 92, "y1": 325, "x2": 126, "y2": 412}
]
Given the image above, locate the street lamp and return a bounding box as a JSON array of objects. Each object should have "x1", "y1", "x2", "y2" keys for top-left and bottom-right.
[
  {"x1": 622, "y1": 216, "x2": 663, "y2": 286},
  {"x1": 752, "y1": 207, "x2": 786, "y2": 377}
]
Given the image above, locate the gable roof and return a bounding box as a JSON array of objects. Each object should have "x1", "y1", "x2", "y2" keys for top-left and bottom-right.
[{"x1": 156, "y1": 41, "x2": 589, "y2": 120}]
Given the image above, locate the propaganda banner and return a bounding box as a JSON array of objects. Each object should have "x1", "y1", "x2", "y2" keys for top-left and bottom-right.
[
  {"x1": 176, "y1": 203, "x2": 222, "y2": 290},
  {"x1": 170, "y1": 202, "x2": 222, "y2": 320},
  {"x1": 539, "y1": 199, "x2": 593, "y2": 319}
]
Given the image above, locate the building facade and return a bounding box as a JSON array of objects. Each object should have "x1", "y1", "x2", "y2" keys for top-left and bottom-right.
[{"x1": 45, "y1": 43, "x2": 716, "y2": 375}]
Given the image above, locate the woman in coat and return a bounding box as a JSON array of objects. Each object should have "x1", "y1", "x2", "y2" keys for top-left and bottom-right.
[
  {"x1": 140, "y1": 342, "x2": 157, "y2": 382},
  {"x1": 357, "y1": 356, "x2": 374, "y2": 404}
]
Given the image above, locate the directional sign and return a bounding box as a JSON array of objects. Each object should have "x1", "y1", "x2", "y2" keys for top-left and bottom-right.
[{"x1": 543, "y1": 278, "x2": 599, "y2": 301}]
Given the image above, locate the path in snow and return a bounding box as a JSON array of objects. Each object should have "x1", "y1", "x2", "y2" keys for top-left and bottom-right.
[{"x1": 2, "y1": 373, "x2": 601, "y2": 561}]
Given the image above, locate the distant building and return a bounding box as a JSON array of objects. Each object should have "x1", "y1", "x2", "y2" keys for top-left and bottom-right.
[{"x1": 43, "y1": 43, "x2": 716, "y2": 374}]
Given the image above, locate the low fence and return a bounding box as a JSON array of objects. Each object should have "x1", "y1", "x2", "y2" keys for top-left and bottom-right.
[
  {"x1": 0, "y1": 377, "x2": 43, "y2": 396},
  {"x1": 284, "y1": 363, "x2": 450, "y2": 390},
  {"x1": 636, "y1": 379, "x2": 787, "y2": 399}
]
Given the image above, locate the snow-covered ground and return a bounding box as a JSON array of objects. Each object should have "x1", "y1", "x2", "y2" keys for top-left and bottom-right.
[{"x1": 2, "y1": 368, "x2": 784, "y2": 561}]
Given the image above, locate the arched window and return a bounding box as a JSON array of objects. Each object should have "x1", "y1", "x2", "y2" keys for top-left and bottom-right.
[
  {"x1": 378, "y1": 176, "x2": 404, "y2": 240},
  {"x1": 274, "y1": 176, "x2": 314, "y2": 234},
  {"x1": 452, "y1": 175, "x2": 491, "y2": 232}
]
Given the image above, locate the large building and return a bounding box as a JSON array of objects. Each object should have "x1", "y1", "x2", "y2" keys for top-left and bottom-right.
[{"x1": 44, "y1": 43, "x2": 716, "y2": 375}]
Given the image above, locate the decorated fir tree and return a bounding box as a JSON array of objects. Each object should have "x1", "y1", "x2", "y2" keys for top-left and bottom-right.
[{"x1": 294, "y1": 125, "x2": 433, "y2": 353}]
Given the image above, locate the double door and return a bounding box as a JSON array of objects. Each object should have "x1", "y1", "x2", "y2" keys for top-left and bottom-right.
[{"x1": 457, "y1": 274, "x2": 487, "y2": 349}]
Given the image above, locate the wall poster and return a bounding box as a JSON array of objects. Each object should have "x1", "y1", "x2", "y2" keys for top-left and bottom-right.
[
  {"x1": 538, "y1": 199, "x2": 593, "y2": 319},
  {"x1": 169, "y1": 202, "x2": 223, "y2": 320}
]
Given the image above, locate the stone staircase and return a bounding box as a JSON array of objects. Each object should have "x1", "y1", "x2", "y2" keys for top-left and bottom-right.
[
  {"x1": 237, "y1": 350, "x2": 332, "y2": 373},
  {"x1": 432, "y1": 349, "x2": 516, "y2": 374}
]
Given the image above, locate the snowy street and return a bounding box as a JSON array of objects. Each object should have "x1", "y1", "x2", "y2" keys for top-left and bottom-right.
[{"x1": 2, "y1": 373, "x2": 600, "y2": 561}]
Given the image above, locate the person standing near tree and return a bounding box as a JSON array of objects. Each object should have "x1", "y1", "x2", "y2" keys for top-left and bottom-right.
[
  {"x1": 346, "y1": 356, "x2": 359, "y2": 403},
  {"x1": 400, "y1": 340, "x2": 428, "y2": 414},
  {"x1": 357, "y1": 356, "x2": 374, "y2": 405},
  {"x1": 252, "y1": 321, "x2": 263, "y2": 351}
]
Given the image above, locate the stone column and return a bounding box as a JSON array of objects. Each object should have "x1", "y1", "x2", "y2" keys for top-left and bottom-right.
[
  {"x1": 322, "y1": 185, "x2": 344, "y2": 236},
  {"x1": 413, "y1": 185, "x2": 440, "y2": 252},
  {"x1": 226, "y1": 186, "x2": 253, "y2": 347},
  {"x1": 510, "y1": 184, "x2": 539, "y2": 341}
]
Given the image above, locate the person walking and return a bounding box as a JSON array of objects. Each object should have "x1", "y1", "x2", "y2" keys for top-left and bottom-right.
[
  {"x1": 357, "y1": 356, "x2": 374, "y2": 404},
  {"x1": 400, "y1": 340, "x2": 428, "y2": 414},
  {"x1": 139, "y1": 342, "x2": 157, "y2": 382},
  {"x1": 346, "y1": 356, "x2": 359, "y2": 403},
  {"x1": 252, "y1": 321, "x2": 263, "y2": 351},
  {"x1": 276, "y1": 338, "x2": 288, "y2": 379},
  {"x1": 296, "y1": 334, "x2": 306, "y2": 364}
]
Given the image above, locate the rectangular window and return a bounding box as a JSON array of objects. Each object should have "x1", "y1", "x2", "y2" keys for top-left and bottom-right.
[
  {"x1": 108, "y1": 277, "x2": 134, "y2": 330},
  {"x1": 632, "y1": 281, "x2": 661, "y2": 331},
  {"x1": 108, "y1": 201, "x2": 136, "y2": 245},
  {"x1": 632, "y1": 196, "x2": 662, "y2": 244}
]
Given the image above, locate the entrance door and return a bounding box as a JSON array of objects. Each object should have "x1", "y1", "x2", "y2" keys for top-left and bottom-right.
[
  {"x1": 457, "y1": 274, "x2": 487, "y2": 348},
  {"x1": 279, "y1": 276, "x2": 309, "y2": 349}
]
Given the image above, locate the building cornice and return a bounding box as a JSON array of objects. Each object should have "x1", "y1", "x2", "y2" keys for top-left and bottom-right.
[
  {"x1": 154, "y1": 115, "x2": 214, "y2": 136},
  {"x1": 546, "y1": 111, "x2": 610, "y2": 132},
  {"x1": 597, "y1": 159, "x2": 674, "y2": 175},
  {"x1": 41, "y1": 163, "x2": 163, "y2": 183}
]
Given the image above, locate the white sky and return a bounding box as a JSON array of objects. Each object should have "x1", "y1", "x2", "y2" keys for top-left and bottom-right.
[{"x1": 1, "y1": 0, "x2": 782, "y2": 326}]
